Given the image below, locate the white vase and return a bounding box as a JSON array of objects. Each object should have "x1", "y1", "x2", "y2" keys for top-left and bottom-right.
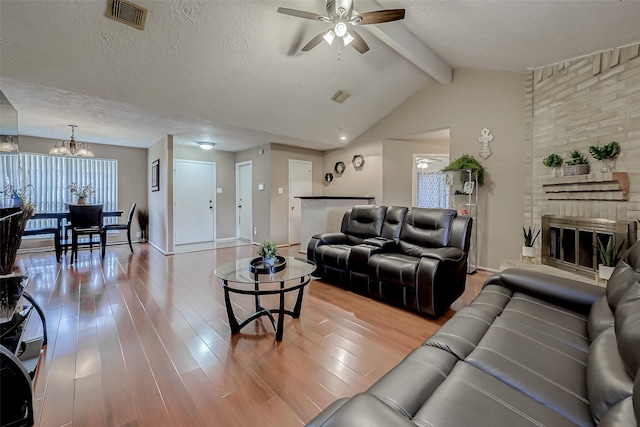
[
  {"x1": 598, "y1": 265, "x2": 615, "y2": 280},
  {"x1": 522, "y1": 246, "x2": 535, "y2": 258}
]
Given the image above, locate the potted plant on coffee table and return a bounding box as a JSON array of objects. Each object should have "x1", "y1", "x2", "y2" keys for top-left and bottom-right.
[
  {"x1": 596, "y1": 235, "x2": 625, "y2": 281},
  {"x1": 258, "y1": 241, "x2": 280, "y2": 266},
  {"x1": 522, "y1": 225, "x2": 540, "y2": 262}
]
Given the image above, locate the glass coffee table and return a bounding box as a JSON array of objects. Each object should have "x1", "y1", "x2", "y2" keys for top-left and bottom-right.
[{"x1": 215, "y1": 256, "x2": 316, "y2": 341}]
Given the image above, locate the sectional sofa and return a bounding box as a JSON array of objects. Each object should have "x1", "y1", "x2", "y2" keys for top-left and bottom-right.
[
  {"x1": 306, "y1": 240, "x2": 640, "y2": 426},
  {"x1": 307, "y1": 205, "x2": 472, "y2": 317}
]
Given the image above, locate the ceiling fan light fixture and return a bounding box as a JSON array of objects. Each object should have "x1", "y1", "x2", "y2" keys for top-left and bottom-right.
[
  {"x1": 334, "y1": 22, "x2": 348, "y2": 38},
  {"x1": 343, "y1": 32, "x2": 354, "y2": 46},
  {"x1": 323, "y1": 29, "x2": 336, "y2": 45}
]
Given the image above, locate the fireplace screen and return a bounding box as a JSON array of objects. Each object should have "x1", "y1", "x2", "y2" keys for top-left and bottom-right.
[{"x1": 542, "y1": 215, "x2": 637, "y2": 277}]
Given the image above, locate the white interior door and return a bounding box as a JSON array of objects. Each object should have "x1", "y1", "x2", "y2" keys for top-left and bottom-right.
[
  {"x1": 236, "y1": 162, "x2": 252, "y2": 241},
  {"x1": 288, "y1": 159, "x2": 312, "y2": 245},
  {"x1": 174, "y1": 160, "x2": 215, "y2": 245}
]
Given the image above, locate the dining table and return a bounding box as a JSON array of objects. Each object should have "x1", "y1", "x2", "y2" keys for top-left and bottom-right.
[{"x1": 27, "y1": 210, "x2": 123, "y2": 262}]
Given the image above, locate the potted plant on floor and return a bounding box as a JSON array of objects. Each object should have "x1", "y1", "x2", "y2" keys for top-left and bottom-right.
[
  {"x1": 136, "y1": 208, "x2": 149, "y2": 242},
  {"x1": 522, "y1": 225, "x2": 540, "y2": 259},
  {"x1": 258, "y1": 241, "x2": 279, "y2": 266},
  {"x1": 542, "y1": 153, "x2": 563, "y2": 177},
  {"x1": 589, "y1": 141, "x2": 620, "y2": 173},
  {"x1": 562, "y1": 150, "x2": 590, "y2": 176},
  {"x1": 596, "y1": 235, "x2": 625, "y2": 281}
]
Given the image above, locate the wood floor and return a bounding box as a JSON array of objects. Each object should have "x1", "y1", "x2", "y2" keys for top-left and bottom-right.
[{"x1": 14, "y1": 243, "x2": 491, "y2": 427}]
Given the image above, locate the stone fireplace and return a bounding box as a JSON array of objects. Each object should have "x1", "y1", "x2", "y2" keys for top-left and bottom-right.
[{"x1": 541, "y1": 215, "x2": 637, "y2": 277}]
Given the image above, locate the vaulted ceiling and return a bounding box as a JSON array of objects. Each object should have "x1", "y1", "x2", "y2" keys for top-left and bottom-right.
[{"x1": 1, "y1": 0, "x2": 639, "y2": 152}]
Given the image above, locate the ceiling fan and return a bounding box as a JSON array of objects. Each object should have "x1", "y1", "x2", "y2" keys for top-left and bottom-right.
[{"x1": 277, "y1": 0, "x2": 405, "y2": 54}]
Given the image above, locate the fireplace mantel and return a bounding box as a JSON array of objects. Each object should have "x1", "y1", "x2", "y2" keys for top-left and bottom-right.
[{"x1": 540, "y1": 172, "x2": 629, "y2": 201}]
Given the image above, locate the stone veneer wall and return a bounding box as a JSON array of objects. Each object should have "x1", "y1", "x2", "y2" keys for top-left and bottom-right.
[{"x1": 524, "y1": 43, "x2": 640, "y2": 247}]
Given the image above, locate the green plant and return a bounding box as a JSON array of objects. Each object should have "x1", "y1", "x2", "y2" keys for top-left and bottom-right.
[
  {"x1": 542, "y1": 154, "x2": 563, "y2": 168},
  {"x1": 589, "y1": 141, "x2": 620, "y2": 160},
  {"x1": 258, "y1": 241, "x2": 279, "y2": 258},
  {"x1": 596, "y1": 235, "x2": 625, "y2": 267},
  {"x1": 522, "y1": 226, "x2": 541, "y2": 247},
  {"x1": 565, "y1": 150, "x2": 589, "y2": 165},
  {"x1": 136, "y1": 208, "x2": 149, "y2": 239},
  {"x1": 443, "y1": 154, "x2": 485, "y2": 186},
  {"x1": 66, "y1": 182, "x2": 95, "y2": 199}
]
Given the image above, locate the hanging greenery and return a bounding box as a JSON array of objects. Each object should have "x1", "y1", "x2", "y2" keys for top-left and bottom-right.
[{"x1": 443, "y1": 154, "x2": 485, "y2": 186}]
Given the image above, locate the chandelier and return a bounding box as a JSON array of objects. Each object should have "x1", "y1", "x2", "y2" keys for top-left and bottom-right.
[{"x1": 49, "y1": 125, "x2": 94, "y2": 157}]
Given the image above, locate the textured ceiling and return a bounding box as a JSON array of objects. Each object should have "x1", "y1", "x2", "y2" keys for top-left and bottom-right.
[{"x1": 1, "y1": 0, "x2": 640, "y2": 152}]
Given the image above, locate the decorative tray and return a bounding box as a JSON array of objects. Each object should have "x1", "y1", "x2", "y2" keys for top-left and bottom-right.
[{"x1": 249, "y1": 256, "x2": 287, "y2": 274}]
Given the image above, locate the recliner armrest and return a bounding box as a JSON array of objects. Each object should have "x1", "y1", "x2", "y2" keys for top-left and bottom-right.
[
  {"x1": 363, "y1": 237, "x2": 397, "y2": 250},
  {"x1": 484, "y1": 269, "x2": 605, "y2": 314},
  {"x1": 351, "y1": 244, "x2": 387, "y2": 273},
  {"x1": 312, "y1": 232, "x2": 350, "y2": 245}
]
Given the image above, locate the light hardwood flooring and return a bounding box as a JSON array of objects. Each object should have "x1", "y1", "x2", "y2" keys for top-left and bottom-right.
[{"x1": 14, "y1": 244, "x2": 490, "y2": 427}]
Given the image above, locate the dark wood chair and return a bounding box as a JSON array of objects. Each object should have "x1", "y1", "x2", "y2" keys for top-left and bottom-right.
[
  {"x1": 102, "y1": 203, "x2": 136, "y2": 255},
  {"x1": 68, "y1": 204, "x2": 104, "y2": 263}
]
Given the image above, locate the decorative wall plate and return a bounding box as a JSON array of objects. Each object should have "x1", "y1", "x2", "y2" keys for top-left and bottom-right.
[
  {"x1": 334, "y1": 161, "x2": 346, "y2": 174},
  {"x1": 352, "y1": 154, "x2": 365, "y2": 169},
  {"x1": 324, "y1": 172, "x2": 334, "y2": 183}
]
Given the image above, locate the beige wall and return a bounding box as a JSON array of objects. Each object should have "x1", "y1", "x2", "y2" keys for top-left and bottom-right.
[
  {"x1": 148, "y1": 135, "x2": 172, "y2": 253},
  {"x1": 270, "y1": 144, "x2": 324, "y2": 244},
  {"x1": 174, "y1": 145, "x2": 236, "y2": 239},
  {"x1": 382, "y1": 138, "x2": 449, "y2": 207},
  {"x1": 325, "y1": 69, "x2": 527, "y2": 270},
  {"x1": 525, "y1": 44, "x2": 640, "y2": 234},
  {"x1": 17, "y1": 135, "x2": 147, "y2": 247}
]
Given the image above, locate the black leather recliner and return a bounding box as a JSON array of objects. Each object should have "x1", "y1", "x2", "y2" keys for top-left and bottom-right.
[
  {"x1": 306, "y1": 240, "x2": 640, "y2": 427},
  {"x1": 308, "y1": 206, "x2": 473, "y2": 317}
]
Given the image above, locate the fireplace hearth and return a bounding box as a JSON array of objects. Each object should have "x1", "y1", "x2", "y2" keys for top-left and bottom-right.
[{"x1": 541, "y1": 215, "x2": 637, "y2": 277}]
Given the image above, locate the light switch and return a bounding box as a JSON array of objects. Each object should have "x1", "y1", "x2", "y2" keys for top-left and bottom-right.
[
  {"x1": 278, "y1": 187, "x2": 284, "y2": 194},
  {"x1": 258, "y1": 183, "x2": 264, "y2": 191},
  {"x1": 216, "y1": 187, "x2": 222, "y2": 193}
]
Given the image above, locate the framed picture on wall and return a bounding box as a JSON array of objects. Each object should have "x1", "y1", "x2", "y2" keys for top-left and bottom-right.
[
  {"x1": 463, "y1": 181, "x2": 474, "y2": 195},
  {"x1": 151, "y1": 159, "x2": 159, "y2": 192}
]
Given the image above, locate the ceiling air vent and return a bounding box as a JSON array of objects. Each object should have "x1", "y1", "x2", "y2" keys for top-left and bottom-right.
[
  {"x1": 330, "y1": 90, "x2": 351, "y2": 104},
  {"x1": 107, "y1": 0, "x2": 147, "y2": 30}
]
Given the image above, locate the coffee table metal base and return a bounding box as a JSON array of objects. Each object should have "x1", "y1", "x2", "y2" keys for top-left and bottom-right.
[{"x1": 222, "y1": 277, "x2": 309, "y2": 342}]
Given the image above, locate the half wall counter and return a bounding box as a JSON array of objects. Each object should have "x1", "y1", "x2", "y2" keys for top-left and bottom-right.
[{"x1": 296, "y1": 195, "x2": 375, "y2": 254}]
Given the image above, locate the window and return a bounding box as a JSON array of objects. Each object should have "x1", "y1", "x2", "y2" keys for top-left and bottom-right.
[
  {"x1": 417, "y1": 172, "x2": 449, "y2": 209},
  {"x1": 0, "y1": 153, "x2": 118, "y2": 230}
]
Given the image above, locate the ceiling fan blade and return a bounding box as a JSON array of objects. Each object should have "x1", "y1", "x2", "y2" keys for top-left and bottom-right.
[
  {"x1": 348, "y1": 28, "x2": 369, "y2": 54},
  {"x1": 301, "y1": 31, "x2": 327, "y2": 52},
  {"x1": 277, "y1": 7, "x2": 328, "y2": 22},
  {"x1": 352, "y1": 9, "x2": 405, "y2": 25}
]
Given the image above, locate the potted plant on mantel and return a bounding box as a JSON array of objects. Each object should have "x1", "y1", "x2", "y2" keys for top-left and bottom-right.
[
  {"x1": 562, "y1": 150, "x2": 590, "y2": 176},
  {"x1": 258, "y1": 241, "x2": 280, "y2": 266},
  {"x1": 542, "y1": 153, "x2": 563, "y2": 177},
  {"x1": 522, "y1": 225, "x2": 541, "y2": 260},
  {"x1": 589, "y1": 141, "x2": 620, "y2": 173},
  {"x1": 596, "y1": 235, "x2": 625, "y2": 281}
]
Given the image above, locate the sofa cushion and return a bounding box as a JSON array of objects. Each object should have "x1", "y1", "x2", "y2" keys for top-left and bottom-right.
[
  {"x1": 598, "y1": 397, "x2": 636, "y2": 427},
  {"x1": 587, "y1": 327, "x2": 634, "y2": 423},
  {"x1": 605, "y1": 241, "x2": 640, "y2": 312},
  {"x1": 398, "y1": 208, "x2": 456, "y2": 256},
  {"x1": 342, "y1": 205, "x2": 387, "y2": 243},
  {"x1": 368, "y1": 253, "x2": 420, "y2": 287},
  {"x1": 613, "y1": 281, "x2": 640, "y2": 376},
  {"x1": 314, "y1": 244, "x2": 353, "y2": 270},
  {"x1": 412, "y1": 362, "x2": 580, "y2": 427},
  {"x1": 379, "y1": 206, "x2": 407, "y2": 241},
  {"x1": 588, "y1": 295, "x2": 615, "y2": 341},
  {"x1": 366, "y1": 346, "x2": 457, "y2": 419}
]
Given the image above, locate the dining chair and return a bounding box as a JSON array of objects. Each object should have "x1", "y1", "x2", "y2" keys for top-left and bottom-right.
[
  {"x1": 102, "y1": 202, "x2": 136, "y2": 256},
  {"x1": 68, "y1": 204, "x2": 104, "y2": 263}
]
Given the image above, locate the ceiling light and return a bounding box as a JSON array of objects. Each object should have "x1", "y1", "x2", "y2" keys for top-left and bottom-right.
[
  {"x1": 340, "y1": 136, "x2": 347, "y2": 141},
  {"x1": 323, "y1": 29, "x2": 336, "y2": 45},
  {"x1": 0, "y1": 136, "x2": 17, "y2": 152},
  {"x1": 334, "y1": 22, "x2": 348, "y2": 38},
  {"x1": 343, "y1": 32, "x2": 354, "y2": 46},
  {"x1": 49, "y1": 125, "x2": 94, "y2": 157},
  {"x1": 198, "y1": 142, "x2": 215, "y2": 151}
]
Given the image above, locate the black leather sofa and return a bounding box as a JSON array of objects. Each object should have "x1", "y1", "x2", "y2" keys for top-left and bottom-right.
[
  {"x1": 307, "y1": 205, "x2": 472, "y2": 317},
  {"x1": 306, "y1": 240, "x2": 640, "y2": 427}
]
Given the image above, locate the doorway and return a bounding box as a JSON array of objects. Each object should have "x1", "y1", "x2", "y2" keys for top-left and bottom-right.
[
  {"x1": 236, "y1": 161, "x2": 253, "y2": 242},
  {"x1": 288, "y1": 159, "x2": 312, "y2": 245},
  {"x1": 174, "y1": 160, "x2": 216, "y2": 245}
]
